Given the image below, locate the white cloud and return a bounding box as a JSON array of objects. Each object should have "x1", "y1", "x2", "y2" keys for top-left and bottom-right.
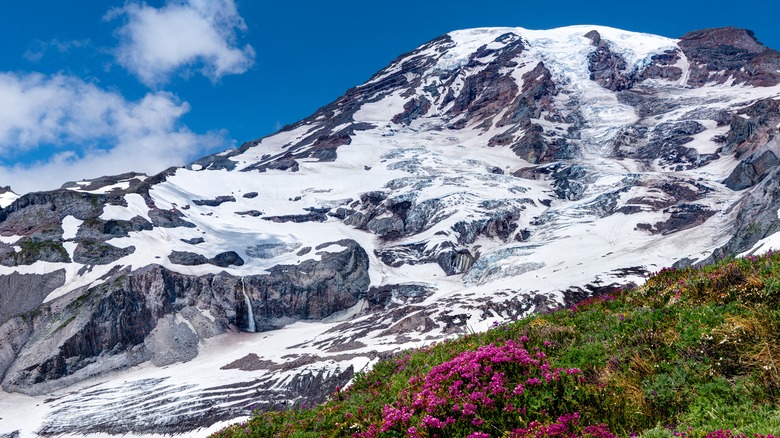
[
  {"x1": 0, "y1": 72, "x2": 225, "y2": 194},
  {"x1": 107, "y1": 0, "x2": 255, "y2": 86}
]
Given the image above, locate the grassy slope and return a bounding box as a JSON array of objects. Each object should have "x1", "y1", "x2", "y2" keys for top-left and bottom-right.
[{"x1": 212, "y1": 252, "x2": 780, "y2": 438}]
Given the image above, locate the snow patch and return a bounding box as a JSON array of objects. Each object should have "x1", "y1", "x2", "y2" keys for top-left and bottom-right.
[{"x1": 61, "y1": 215, "x2": 83, "y2": 240}]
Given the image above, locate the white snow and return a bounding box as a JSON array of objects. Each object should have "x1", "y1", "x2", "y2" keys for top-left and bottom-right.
[
  {"x1": 61, "y1": 215, "x2": 83, "y2": 240},
  {"x1": 0, "y1": 190, "x2": 19, "y2": 208}
]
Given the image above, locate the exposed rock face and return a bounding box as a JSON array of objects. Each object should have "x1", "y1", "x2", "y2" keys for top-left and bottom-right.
[
  {"x1": 678, "y1": 27, "x2": 780, "y2": 87},
  {"x1": 0, "y1": 270, "x2": 66, "y2": 325},
  {"x1": 586, "y1": 31, "x2": 633, "y2": 91},
  {"x1": 724, "y1": 149, "x2": 780, "y2": 190},
  {"x1": 1, "y1": 240, "x2": 369, "y2": 394}
]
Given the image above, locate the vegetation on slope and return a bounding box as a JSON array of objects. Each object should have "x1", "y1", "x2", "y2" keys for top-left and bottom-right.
[{"x1": 212, "y1": 252, "x2": 780, "y2": 437}]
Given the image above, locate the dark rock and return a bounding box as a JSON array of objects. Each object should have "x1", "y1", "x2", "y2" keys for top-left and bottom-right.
[
  {"x1": 392, "y1": 96, "x2": 431, "y2": 125},
  {"x1": 262, "y1": 210, "x2": 328, "y2": 223},
  {"x1": 7, "y1": 238, "x2": 71, "y2": 266},
  {"x1": 584, "y1": 30, "x2": 601, "y2": 46},
  {"x1": 59, "y1": 173, "x2": 147, "y2": 194},
  {"x1": 723, "y1": 99, "x2": 780, "y2": 157},
  {"x1": 189, "y1": 150, "x2": 239, "y2": 171},
  {"x1": 242, "y1": 192, "x2": 258, "y2": 199},
  {"x1": 437, "y1": 250, "x2": 476, "y2": 275},
  {"x1": 637, "y1": 204, "x2": 716, "y2": 235},
  {"x1": 168, "y1": 251, "x2": 208, "y2": 266},
  {"x1": 587, "y1": 40, "x2": 633, "y2": 91},
  {"x1": 191, "y1": 196, "x2": 236, "y2": 207},
  {"x1": 445, "y1": 35, "x2": 527, "y2": 127},
  {"x1": 678, "y1": 27, "x2": 780, "y2": 87},
  {"x1": 614, "y1": 121, "x2": 712, "y2": 170},
  {"x1": 0, "y1": 190, "x2": 119, "y2": 237},
  {"x1": 235, "y1": 210, "x2": 263, "y2": 217},
  {"x1": 724, "y1": 150, "x2": 780, "y2": 190},
  {"x1": 75, "y1": 217, "x2": 152, "y2": 241},
  {"x1": 180, "y1": 237, "x2": 205, "y2": 245},
  {"x1": 551, "y1": 165, "x2": 589, "y2": 201},
  {"x1": 637, "y1": 50, "x2": 683, "y2": 82},
  {"x1": 616, "y1": 90, "x2": 682, "y2": 118},
  {"x1": 209, "y1": 251, "x2": 244, "y2": 268},
  {"x1": 497, "y1": 62, "x2": 559, "y2": 128},
  {"x1": 148, "y1": 208, "x2": 196, "y2": 229},
  {"x1": 73, "y1": 241, "x2": 135, "y2": 265}
]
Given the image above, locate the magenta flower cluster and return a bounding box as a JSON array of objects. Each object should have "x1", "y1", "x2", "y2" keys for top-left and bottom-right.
[
  {"x1": 508, "y1": 413, "x2": 615, "y2": 438},
  {"x1": 352, "y1": 339, "x2": 611, "y2": 437}
]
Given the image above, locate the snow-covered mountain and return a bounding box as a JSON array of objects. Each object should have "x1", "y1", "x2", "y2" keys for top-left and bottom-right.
[{"x1": 2, "y1": 25, "x2": 780, "y2": 437}]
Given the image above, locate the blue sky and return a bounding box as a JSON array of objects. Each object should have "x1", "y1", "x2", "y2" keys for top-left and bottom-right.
[{"x1": 0, "y1": 0, "x2": 778, "y2": 193}]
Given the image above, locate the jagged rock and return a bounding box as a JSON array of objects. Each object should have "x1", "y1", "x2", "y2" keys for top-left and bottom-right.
[
  {"x1": 637, "y1": 50, "x2": 683, "y2": 82},
  {"x1": 75, "y1": 217, "x2": 153, "y2": 241},
  {"x1": 168, "y1": 251, "x2": 208, "y2": 266},
  {"x1": 262, "y1": 210, "x2": 328, "y2": 223},
  {"x1": 724, "y1": 150, "x2": 780, "y2": 190},
  {"x1": 148, "y1": 207, "x2": 196, "y2": 228},
  {"x1": 60, "y1": 173, "x2": 148, "y2": 194},
  {"x1": 0, "y1": 190, "x2": 116, "y2": 237},
  {"x1": 192, "y1": 196, "x2": 236, "y2": 207},
  {"x1": 3, "y1": 238, "x2": 71, "y2": 266},
  {"x1": 392, "y1": 96, "x2": 431, "y2": 125},
  {"x1": 637, "y1": 204, "x2": 716, "y2": 235},
  {"x1": 235, "y1": 210, "x2": 263, "y2": 217},
  {"x1": 2, "y1": 240, "x2": 369, "y2": 394},
  {"x1": 678, "y1": 27, "x2": 780, "y2": 87},
  {"x1": 210, "y1": 251, "x2": 244, "y2": 267},
  {"x1": 446, "y1": 34, "x2": 526, "y2": 127},
  {"x1": 73, "y1": 241, "x2": 135, "y2": 265},
  {"x1": 587, "y1": 38, "x2": 633, "y2": 91}
]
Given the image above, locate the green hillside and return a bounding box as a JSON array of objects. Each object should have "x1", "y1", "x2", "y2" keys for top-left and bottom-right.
[{"x1": 212, "y1": 252, "x2": 780, "y2": 438}]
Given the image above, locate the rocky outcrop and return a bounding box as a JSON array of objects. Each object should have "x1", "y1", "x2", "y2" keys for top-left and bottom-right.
[
  {"x1": 59, "y1": 173, "x2": 148, "y2": 194},
  {"x1": 724, "y1": 150, "x2": 780, "y2": 190},
  {"x1": 1, "y1": 240, "x2": 369, "y2": 394},
  {"x1": 678, "y1": 27, "x2": 780, "y2": 87},
  {"x1": 192, "y1": 196, "x2": 236, "y2": 207},
  {"x1": 585, "y1": 30, "x2": 633, "y2": 91},
  {"x1": 637, "y1": 50, "x2": 683, "y2": 82},
  {"x1": 73, "y1": 241, "x2": 135, "y2": 265}
]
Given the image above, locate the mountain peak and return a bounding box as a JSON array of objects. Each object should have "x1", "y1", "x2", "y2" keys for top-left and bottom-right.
[
  {"x1": 680, "y1": 26, "x2": 766, "y2": 53},
  {"x1": 2, "y1": 25, "x2": 780, "y2": 436}
]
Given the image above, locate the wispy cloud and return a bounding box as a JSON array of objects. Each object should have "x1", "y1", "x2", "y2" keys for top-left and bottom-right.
[
  {"x1": 0, "y1": 72, "x2": 225, "y2": 194},
  {"x1": 107, "y1": 0, "x2": 255, "y2": 86},
  {"x1": 23, "y1": 39, "x2": 92, "y2": 63}
]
